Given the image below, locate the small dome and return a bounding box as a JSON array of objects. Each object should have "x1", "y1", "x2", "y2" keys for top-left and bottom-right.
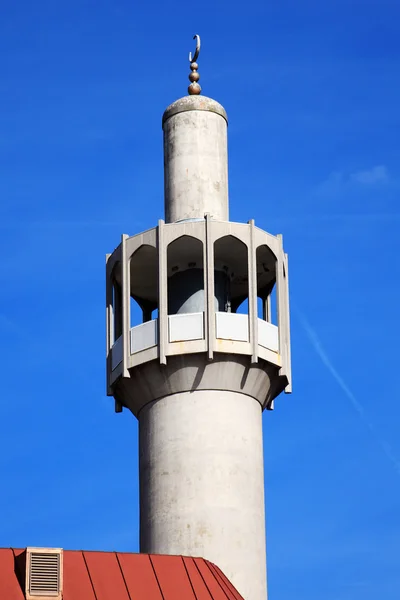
[{"x1": 162, "y1": 95, "x2": 228, "y2": 127}]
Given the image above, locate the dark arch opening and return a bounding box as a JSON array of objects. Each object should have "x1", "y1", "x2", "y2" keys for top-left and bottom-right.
[
  {"x1": 256, "y1": 245, "x2": 277, "y2": 324},
  {"x1": 214, "y1": 235, "x2": 249, "y2": 313},
  {"x1": 110, "y1": 262, "x2": 122, "y2": 343},
  {"x1": 167, "y1": 236, "x2": 204, "y2": 315},
  {"x1": 129, "y1": 245, "x2": 159, "y2": 326}
]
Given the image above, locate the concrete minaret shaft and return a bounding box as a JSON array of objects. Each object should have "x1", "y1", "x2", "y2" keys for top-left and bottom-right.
[
  {"x1": 163, "y1": 95, "x2": 229, "y2": 223},
  {"x1": 106, "y1": 35, "x2": 292, "y2": 600}
]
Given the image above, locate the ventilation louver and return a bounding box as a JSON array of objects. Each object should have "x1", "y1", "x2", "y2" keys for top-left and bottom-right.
[{"x1": 25, "y1": 548, "x2": 63, "y2": 600}]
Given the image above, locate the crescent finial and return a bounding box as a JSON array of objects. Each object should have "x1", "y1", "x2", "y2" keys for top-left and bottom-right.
[{"x1": 188, "y1": 34, "x2": 202, "y2": 95}]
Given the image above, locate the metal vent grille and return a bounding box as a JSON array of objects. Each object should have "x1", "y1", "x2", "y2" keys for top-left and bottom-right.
[{"x1": 26, "y1": 548, "x2": 62, "y2": 599}]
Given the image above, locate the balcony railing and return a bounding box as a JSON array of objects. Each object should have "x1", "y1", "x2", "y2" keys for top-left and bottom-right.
[{"x1": 111, "y1": 312, "x2": 280, "y2": 375}]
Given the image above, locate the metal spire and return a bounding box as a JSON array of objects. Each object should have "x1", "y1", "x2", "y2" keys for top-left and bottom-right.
[{"x1": 188, "y1": 34, "x2": 201, "y2": 95}]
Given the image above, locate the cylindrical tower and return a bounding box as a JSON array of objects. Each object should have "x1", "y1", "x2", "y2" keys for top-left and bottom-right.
[
  {"x1": 163, "y1": 95, "x2": 229, "y2": 223},
  {"x1": 105, "y1": 35, "x2": 292, "y2": 600}
]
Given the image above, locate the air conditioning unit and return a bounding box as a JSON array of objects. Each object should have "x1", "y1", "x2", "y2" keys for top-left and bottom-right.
[{"x1": 25, "y1": 548, "x2": 63, "y2": 600}]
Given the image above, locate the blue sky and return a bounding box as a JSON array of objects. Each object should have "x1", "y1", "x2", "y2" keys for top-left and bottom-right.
[{"x1": 1, "y1": 1, "x2": 399, "y2": 599}]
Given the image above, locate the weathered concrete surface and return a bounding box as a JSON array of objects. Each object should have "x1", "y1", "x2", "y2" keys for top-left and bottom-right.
[
  {"x1": 162, "y1": 95, "x2": 228, "y2": 126},
  {"x1": 139, "y1": 389, "x2": 267, "y2": 600},
  {"x1": 113, "y1": 352, "x2": 281, "y2": 418},
  {"x1": 167, "y1": 268, "x2": 228, "y2": 314},
  {"x1": 162, "y1": 96, "x2": 229, "y2": 223}
]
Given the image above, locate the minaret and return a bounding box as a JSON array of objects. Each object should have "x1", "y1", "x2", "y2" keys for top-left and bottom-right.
[{"x1": 106, "y1": 35, "x2": 291, "y2": 600}]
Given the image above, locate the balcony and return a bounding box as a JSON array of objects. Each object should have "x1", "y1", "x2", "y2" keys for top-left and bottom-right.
[
  {"x1": 111, "y1": 312, "x2": 280, "y2": 377},
  {"x1": 106, "y1": 217, "x2": 291, "y2": 395}
]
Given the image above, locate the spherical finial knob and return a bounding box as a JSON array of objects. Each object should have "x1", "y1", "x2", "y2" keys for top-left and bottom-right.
[
  {"x1": 188, "y1": 82, "x2": 201, "y2": 95},
  {"x1": 188, "y1": 34, "x2": 202, "y2": 96},
  {"x1": 188, "y1": 61, "x2": 201, "y2": 95},
  {"x1": 189, "y1": 65, "x2": 200, "y2": 81}
]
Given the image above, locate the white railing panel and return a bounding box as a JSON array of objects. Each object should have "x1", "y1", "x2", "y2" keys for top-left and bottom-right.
[
  {"x1": 215, "y1": 312, "x2": 249, "y2": 342},
  {"x1": 130, "y1": 319, "x2": 158, "y2": 354},
  {"x1": 258, "y1": 319, "x2": 279, "y2": 353},
  {"x1": 169, "y1": 312, "x2": 204, "y2": 342},
  {"x1": 111, "y1": 335, "x2": 123, "y2": 370}
]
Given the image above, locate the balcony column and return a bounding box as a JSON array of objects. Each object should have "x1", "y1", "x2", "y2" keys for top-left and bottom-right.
[
  {"x1": 248, "y1": 220, "x2": 258, "y2": 363},
  {"x1": 121, "y1": 234, "x2": 130, "y2": 379},
  {"x1": 158, "y1": 220, "x2": 167, "y2": 365}
]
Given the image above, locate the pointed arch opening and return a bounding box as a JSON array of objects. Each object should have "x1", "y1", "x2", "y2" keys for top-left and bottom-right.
[
  {"x1": 129, "y1": 244, "x2": 159, "y2": 354},
  {"x1": 213, "y1": 235, "x2": 249, "y2": 313},
  {"x1": 130, "y1": 245, "x2": 158, "y2": 327},
  {"x1": 167, "y1": 235, "x2": 204, "y2": 315},
  {"x1": 110, "y1": 262, "x2": 122, "y2": 343},
  {"x1": 213, "y1": 235, "x2": 250, "y2": 343},
  {"x1": 256, "y1": 245, "x2": 277, "y2": 324},
  {"x1": 109, "y1": 261, "x2": 123, "y2": 370},
  {"x1": 256, "y1": 244, "x2": 279, "y2": 353}
]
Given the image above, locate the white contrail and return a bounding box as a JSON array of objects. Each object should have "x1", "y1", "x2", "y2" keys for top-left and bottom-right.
[{"x1": 296, "y1": 309, "x2": 400, "y2": 478}]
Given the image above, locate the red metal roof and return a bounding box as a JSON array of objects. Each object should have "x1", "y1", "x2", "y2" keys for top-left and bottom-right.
[{"x1": 0, "y1": 548, "x2": 244, "y2": 600}]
